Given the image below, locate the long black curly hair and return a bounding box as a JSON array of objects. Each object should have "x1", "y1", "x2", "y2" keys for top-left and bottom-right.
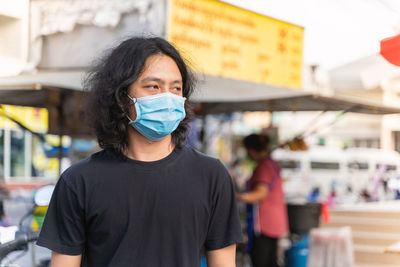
[{"x1": 84, "y1": 36, "x2": 197, "y2": 158}]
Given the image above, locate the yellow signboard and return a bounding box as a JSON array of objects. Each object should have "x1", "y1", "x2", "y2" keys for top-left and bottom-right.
[
  {"x1": 167, "y1": 0, "x2": 304, "y2": 89},
  {"x1": 0, "y1": 105, "x2": 48, "y2": 133}
]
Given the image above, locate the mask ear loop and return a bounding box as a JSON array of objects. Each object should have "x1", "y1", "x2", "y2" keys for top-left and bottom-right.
[
  {"x1": 126, "y1": 94, "x2": 138, "y2": 123},
  {"x1": 127, "y1": 94, "x2": 137, "y2": 104}
]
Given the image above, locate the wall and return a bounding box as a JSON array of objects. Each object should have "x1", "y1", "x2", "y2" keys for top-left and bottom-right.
[{"x1": 0, "y1": 0, "x2": 29, "y2": 76}]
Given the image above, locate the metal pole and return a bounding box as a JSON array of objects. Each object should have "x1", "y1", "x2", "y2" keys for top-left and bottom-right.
[
  {"x1": 58, "y1": 134, "x2": 63, "y2": 176},
  {"x1": 24, "y1": 131, "x2": 32, "y2": 181},
  {"x1": 31, "y1": 243, "x2": 37, "y2": 267},
  {"x1": 3, "y1": 129, "x2": 10, "y2": 182},
  {"x1": 57, "y1": 93, "x2": 64, "y2": 177}
]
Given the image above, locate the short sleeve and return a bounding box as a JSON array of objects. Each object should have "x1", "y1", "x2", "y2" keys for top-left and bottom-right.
[
  {"x1": 251, "y1": 160, "x2": 275, "y2": 185},
  {"x1": 204, "y1": 163, "x2": 243, "y2": 251},
  {"x1": 37, "y1": 175, "x2": 86, "y2": 255}
]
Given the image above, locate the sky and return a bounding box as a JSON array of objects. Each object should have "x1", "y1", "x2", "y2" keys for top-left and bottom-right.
[{"x1": 224, "y1": 0, "x2": 400, "y2": 69}]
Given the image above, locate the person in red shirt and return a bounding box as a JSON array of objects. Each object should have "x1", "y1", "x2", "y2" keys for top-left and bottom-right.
[{"x1": 237, "y1": 134, "x2": 288, "y2": 267}]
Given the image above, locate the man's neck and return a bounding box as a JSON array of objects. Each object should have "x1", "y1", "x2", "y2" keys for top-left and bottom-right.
[{"x1": 125, "y1": 128, "x2": 175, "y2": 162}]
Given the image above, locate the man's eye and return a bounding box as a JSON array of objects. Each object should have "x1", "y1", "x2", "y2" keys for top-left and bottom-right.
[
  {"x1": 145, "y1": 85, "x2": 158, "y2": 89},
  {"x1": 173, "y1": 86, "x2": 182, "y2": 91}
]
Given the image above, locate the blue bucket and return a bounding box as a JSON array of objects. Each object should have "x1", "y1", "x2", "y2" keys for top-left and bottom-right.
[{"x1": 285, "y1": 235, "x2": 309, "y2": 267}]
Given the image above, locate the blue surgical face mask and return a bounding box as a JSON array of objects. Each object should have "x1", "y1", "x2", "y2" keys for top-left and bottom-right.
[{"x1": 126, "y1": 92, "x2": 186, "y2": 141}]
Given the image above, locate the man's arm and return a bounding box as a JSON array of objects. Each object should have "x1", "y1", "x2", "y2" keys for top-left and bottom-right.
[
  {"x1": 206, "y1": 244, "x2": 236, "y2": 267},
  {"x1": 51, "y1": 251, "x2": 82, "y2": 267}
]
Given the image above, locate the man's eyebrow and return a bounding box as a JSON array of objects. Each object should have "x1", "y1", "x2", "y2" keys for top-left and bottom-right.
[
  {"x1": 140, "y1": 76, "x2": 164, "y2": 83},
  {"x1": 140, "y1": 77, "x2": 182, "y2": 84},
  {"x1": 171, "y1": 79, "x2": 183, "y2": 84}
]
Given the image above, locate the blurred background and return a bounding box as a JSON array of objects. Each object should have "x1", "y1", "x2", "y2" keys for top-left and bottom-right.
[{"x1": 1, "y1": 0, "x2": 400, "y2": 266}]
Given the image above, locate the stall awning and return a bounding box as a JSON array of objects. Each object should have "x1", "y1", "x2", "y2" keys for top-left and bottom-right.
[
  {"x1": 1, "y1": 71, "x2": 400, "y2": 136},
  {"x1": 193, "y1": 74, "x2": 306, "y2": 102},
  {"x1": 197, "y1": 94, "x2": 400, "y2": 115},
  {"x1": 194, "y1": 75, "x2": 400, "y2": 115},
  {"x1": 0, "y1": 71, "x2": 88, "y2": 136}
]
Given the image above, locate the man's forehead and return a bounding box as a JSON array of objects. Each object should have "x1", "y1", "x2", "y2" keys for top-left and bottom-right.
[{"x1": 137, "y1": 54, "x2": 182, "y2": 82}]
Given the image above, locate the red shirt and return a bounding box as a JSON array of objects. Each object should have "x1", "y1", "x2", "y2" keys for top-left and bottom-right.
[{"x1": 248, "y1": 158, "x2": 288, "y2": 238}]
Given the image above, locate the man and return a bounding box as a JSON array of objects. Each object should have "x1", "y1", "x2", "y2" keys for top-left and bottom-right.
[{"x1": 37, "y1": 37, "x2": 243, "y2": 267}]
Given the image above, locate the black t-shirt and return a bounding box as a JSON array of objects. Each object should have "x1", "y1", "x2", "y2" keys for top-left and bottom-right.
[{"x1": 37, "y1": 146, "x2": 243, "y2": 267}]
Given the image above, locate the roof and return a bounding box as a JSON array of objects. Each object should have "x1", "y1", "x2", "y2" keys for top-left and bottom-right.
[{"x1": 329, "y1": 54, "x2": 400, "y2": 91}]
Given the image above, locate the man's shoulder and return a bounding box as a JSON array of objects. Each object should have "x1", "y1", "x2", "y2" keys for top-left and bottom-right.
[
  {"x1": 181, "y1": 146, "x2": 230, "y2": 180},
  {"x1": 60, "y1": 150, "x2": 113, "y2": 183},
  {"x1": 181, "y1": 146, "x2": 223, "y2": 167}
]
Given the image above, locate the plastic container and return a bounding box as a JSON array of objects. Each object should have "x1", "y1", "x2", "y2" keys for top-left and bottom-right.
[
  {"x1": 287, "y1": 203, "x2": 322, "y2": 235},
  {"x1": 307, "y1": 227, "x2": 354, "y2": 267},
  {"x1": 285, "y1": 235, "x2": 309, "y2": 267}
]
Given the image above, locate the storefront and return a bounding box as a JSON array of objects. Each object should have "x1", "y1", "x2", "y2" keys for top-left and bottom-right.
[{"x1": 0, "y1": 104, "x2": 63, "y2": 183}]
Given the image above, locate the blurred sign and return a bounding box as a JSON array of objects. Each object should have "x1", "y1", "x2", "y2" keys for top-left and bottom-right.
[
  {"x1": 167, "y1": 0, "x2": 304, "y2": 89},
  {"x1": 43, "y1": 135, "x2": 71, "y2": 158},
  {"x1": 0, "y1": 105, "x2": 48, "y2": 133}
]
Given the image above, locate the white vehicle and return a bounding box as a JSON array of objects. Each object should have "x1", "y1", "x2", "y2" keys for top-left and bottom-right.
[
  {"x1": 272, "y1": 146, "x2": 347, "y2": 201},
  {"x1": 271, "y1": 149, "x2": 308, "y2": 201},
  {"x1": 345, "y1": 148, "x2": 400, "y2": 196},
  {"x1": 271, "y1": 146, "x2": 400, "y2": 202}
]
